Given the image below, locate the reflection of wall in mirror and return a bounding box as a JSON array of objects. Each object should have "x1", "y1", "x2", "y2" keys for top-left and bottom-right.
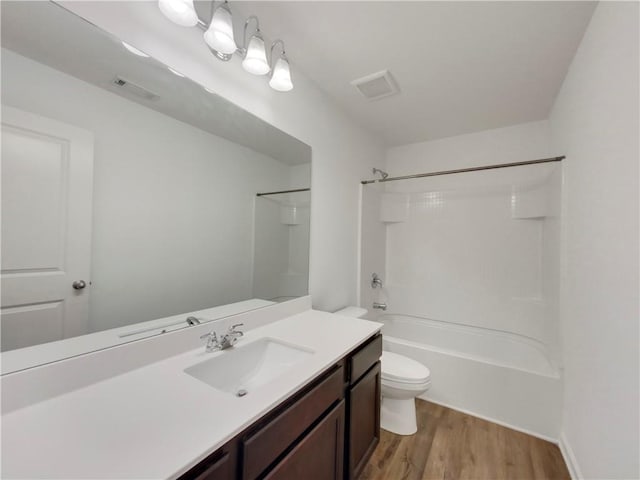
[{"x1": 1, "y1": 48, "x2": 306, "y2": 335}]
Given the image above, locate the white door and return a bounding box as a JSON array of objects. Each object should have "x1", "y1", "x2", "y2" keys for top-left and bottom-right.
[{"x1": 1, "y1": 106, "x2": 94, "y2": 351}]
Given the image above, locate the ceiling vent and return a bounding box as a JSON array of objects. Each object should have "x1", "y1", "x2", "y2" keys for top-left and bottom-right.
[
  {"x1": 351, "y1": 70, "x2": 399, "y2": 101},
  {"x1": 111, "y1": 77, "x2": 159, "y2": 101}
]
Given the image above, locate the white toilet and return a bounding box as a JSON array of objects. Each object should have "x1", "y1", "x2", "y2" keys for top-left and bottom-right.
[
  {"x1": 335, "y1": 307, "x2": 431, "y2": 436},
  {"x1": 380, "y1": 351, "x2": 431, "y2": 435}
]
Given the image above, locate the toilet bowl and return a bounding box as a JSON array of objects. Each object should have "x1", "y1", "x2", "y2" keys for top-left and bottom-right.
[
  {"x1": 380, "y1": 351, "x2": 431, "y2": 435},
  {"x1": 334, "y1": 306, "x2": 432, "y2": 436}
]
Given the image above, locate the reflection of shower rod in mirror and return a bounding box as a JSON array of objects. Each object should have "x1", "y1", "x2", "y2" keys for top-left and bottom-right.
[
  {"x1": 256, "y1": 188, "x2": 310, "y2": 197},
  {"x1": 157, "y1": 0, "x2": 294, "y2": 92}
]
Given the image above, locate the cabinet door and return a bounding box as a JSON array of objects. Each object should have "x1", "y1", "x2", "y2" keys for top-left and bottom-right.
[
  {"x1": 347, "y1": 362, "x2": 381, "y2": 479},
  {"x1": 264, "y1": 400, "x2": 345, "y2": 480},
  {"x1": 178, "y1": 441, "x2": 237, "y2": 480},
  {"x1": 243, "y1": 366, "x2": 343, "y2": 480}
]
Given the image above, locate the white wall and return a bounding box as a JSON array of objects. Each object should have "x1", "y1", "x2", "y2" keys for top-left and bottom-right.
[
  {"x1": 58, "y1": 1, "x2": 385, "y2": 313},
  {"x1": 386, "y1": 120, "x2": 553, "y2": 174},
  {"x1": 548, "y1": 3, "x2": 639, "y2": 478},
  {"x1": 2, "y1": 49, "x2": 291, "y2": 331}
]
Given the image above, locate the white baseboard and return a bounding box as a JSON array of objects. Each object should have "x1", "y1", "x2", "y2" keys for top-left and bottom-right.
[
  {"x1": 559, "y1": 432, "x2": 582, "y2": 480},
  {"x1": 418, "y1": 396, "x2": 559, "y2": 444}
]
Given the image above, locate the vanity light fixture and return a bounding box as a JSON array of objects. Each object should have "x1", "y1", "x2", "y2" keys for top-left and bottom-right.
[
  {"x1": 269, "y1": 40, "x2": 293, "y2": 92},
  {"x1": 122, "y1": 42, "x2": 149, "y2": 58},
  {"x1": 157, "y1": 0, "x2": 293, "y2": 91},
  {"x1": 158, "y1": 0, "x2": 199, "y2": 27},
  {"x1": 203, "y1": 1, "x2": 237, "y2": 60},
  {"x1": 241, "y1": 17, "x2": 270, "y2": 76}
]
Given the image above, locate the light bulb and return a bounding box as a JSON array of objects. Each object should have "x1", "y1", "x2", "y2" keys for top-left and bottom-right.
[
  {"x1": 203, "y1": 4, "x2": 237, "y2": 55},
  {"x1": 158, "y1": 0, "x2": 198, "y2": 27},
  {"x1": 122, "y1": 42, "x2": 149, "y2": 58},
  {"x1": 242, "y1": 34, "x2": 270, "y2": 76},
  {"x1": 269, "y1": 56, "x2": 293, "y2": 92}
]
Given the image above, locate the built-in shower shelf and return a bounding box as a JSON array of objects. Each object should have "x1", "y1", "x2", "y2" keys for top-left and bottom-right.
[
  {"x1": 379, "y1": 193, "x2": 409, "y2": 223},
  {"x1": 510, "y1": 181, "x2": 560, "y2": 219}
]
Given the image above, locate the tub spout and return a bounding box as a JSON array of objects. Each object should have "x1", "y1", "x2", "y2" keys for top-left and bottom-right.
[{"x1": 373, "y1": 302, "x2": 387, "y2": 311}]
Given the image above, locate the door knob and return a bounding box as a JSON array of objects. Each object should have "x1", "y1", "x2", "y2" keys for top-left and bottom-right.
[{"x1": 72, "y1": 280, "x2": 87, "y2": 290}]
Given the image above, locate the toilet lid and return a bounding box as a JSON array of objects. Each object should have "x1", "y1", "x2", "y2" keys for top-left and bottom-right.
[{"x1": 381, "y1": 351, "x2": 431, "y2": 384}]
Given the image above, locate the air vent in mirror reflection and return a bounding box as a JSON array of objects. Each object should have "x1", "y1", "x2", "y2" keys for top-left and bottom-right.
[{"x1": 111, "y1": 76, "x2": 159, "y2": 101}]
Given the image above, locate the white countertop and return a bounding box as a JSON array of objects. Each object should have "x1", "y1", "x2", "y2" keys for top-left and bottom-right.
[{"x1": 1, "y1": 309, "x2": 381, "y2": 479}]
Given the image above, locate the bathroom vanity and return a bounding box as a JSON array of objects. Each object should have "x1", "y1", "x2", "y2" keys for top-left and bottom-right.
[
  {"x1": 183, "y1": 333, "x2": 382, "y2": 480},
  {"x1": 1, "y1": 301, "x2": 382, "y2": 479}
]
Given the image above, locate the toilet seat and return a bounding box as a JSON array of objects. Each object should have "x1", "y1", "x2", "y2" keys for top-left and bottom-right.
[
  {"x1": 382, "y1": 377, "x2": 431, "y2": 392},
  {"x1": 381, "y1": 351, "x2": 431, "y2": 385}
]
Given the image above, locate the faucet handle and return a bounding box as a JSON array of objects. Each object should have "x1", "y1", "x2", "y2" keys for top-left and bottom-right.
[
  {"x1": 229, "y1": 323, "x2": 244, "y2": 335},
  {"x1": 200, "y1": 331, "x2": 220, "y2": 352},
  {"x1": 200, "y1": 331, "x2": 219, "y2": 344}
]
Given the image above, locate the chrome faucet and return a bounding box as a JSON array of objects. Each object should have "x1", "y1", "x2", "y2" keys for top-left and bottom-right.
[
  {"x1": 200, "y1": 323, "x2": 244, "y2": 352},
  {"x1": 371, "y1": 273, "x2": 383, "y2": 289},
  {"x1": 372, "y1": 302, "x2": 387, "y2": 311}
]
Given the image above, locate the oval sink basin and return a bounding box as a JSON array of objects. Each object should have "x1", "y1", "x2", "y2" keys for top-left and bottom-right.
[{"x1": 184, "y1": 338, "x2": 314, "y2": 396}]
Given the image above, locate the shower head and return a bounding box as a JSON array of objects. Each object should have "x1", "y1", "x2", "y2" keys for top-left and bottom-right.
[{"x1": 372, "y1": 168, "x2": 389, "y2": 180}]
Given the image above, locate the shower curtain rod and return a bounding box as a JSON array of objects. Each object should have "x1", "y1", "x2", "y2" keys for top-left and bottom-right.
[
  {"x1": 361, "y1": 156, "x2": 565, "y2": 185},
  {"x1": 256, "y1": 187, "x2": 310, "y2": 197}
]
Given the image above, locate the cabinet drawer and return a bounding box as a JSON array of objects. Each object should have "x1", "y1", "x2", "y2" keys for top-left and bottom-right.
[
  {"x1": 242, "y1": 365, "x2": 344, "y2": 480},
  {"x1": 264, "y1": 400, "x2": 345, "y2": 480},
  {"x1": 349, "y1": 334, "x2": 382, "y2": 385}
]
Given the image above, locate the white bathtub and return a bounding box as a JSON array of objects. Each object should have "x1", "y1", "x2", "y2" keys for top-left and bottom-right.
[{"x1": 379, "y1": 314, "x2": 562, "y2": 440}]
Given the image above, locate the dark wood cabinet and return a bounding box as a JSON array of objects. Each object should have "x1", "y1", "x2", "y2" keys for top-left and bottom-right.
[
  {"x1": 178, "y1": 440, "x2": 238, "y2": 480},
  {"x1": 347, "y1": 362, "x2": 381, "y2": 479},
  {"x1": 179, "y1": 333, "x2": 381, "y2": 480},
  {"x1": 264, "y1": 400, "x2": 345, "y2": 480},
  {"x1": 348, "y1": 334, "x2": 382, "y2": 385},
  {"x1": 242, "y1": 366, "x2": 344, "y2": 480}
]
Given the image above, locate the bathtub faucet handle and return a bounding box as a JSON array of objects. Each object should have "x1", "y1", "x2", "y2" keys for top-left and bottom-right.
[
  {"x1": 373, "y1": 302, "x2": 387, "y2": 311},
  {"x1": 371, "y1": 273, "x2": 383, "y2": 289}
]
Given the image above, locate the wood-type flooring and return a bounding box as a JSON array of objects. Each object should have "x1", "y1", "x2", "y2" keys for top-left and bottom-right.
[{"x1": 358, "y1": 400, "x2": 570, "y2": 480}]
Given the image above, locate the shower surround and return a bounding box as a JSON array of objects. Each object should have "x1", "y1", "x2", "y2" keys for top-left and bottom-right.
[{"x1": 360, "y1": 146, "x2": 563, "y2": 439}]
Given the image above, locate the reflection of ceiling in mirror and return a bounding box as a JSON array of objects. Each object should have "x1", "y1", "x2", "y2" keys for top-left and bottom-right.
[{"x1": 0, "y1": 1, "x2": 311, "y2": 166}]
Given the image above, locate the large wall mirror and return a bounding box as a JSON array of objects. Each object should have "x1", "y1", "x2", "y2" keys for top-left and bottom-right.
[{"x1": 0, "y1": 1, "x2": 311, "y2": 373}]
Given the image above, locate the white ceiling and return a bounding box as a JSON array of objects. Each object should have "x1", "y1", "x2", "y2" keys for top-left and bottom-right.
[{"x1": 233, "y1": 1, "x2": 597, "y2": 146}]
